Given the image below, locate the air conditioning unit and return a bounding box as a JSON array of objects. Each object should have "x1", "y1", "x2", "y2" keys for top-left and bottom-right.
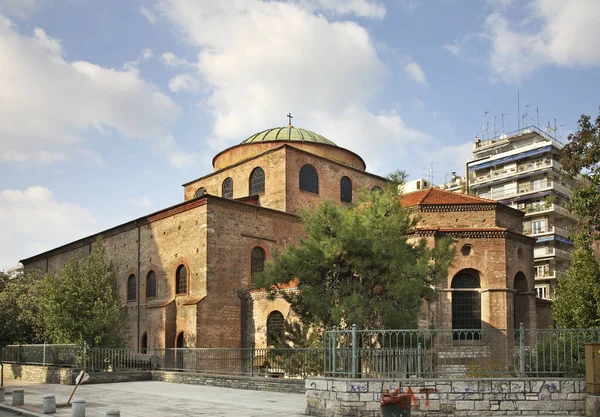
[{"x1": 518, "y1": 203, "x2": 526, "y2": 209}]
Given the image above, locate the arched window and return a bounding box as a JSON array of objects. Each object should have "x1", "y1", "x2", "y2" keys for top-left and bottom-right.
[
  {"x1": 266, "y1": 311, "x2": 285, "y2": 346},
  {"x1": 299, "y1": 164, "x2": 319, "y2": 194},
  {"x1": 451, "y1": 270, "x2": 481, "y2": 339},
  {"x1": 371, "y1": 186, "x2": 383, "y2": 193},
  {"x1": 461, "y1": 244, "x2": 473, "y2": 256},
  {"x1": 222, "y1": 177, "x2": 234, "y2": 199},
  {"x1": 146, "y1": 270, "x2": 157, "y2": 299},
  {"x1": 251, "y1": 247, "x2": 266, "y2": 281},
  {"x1": 140, "y1": 332, "x2": 148, "y2": 354},
  {"x1": 127, "y1": 274, "x2": 136, "y2": 301},
  {"x1": 249, "y1": 167, "x2": 265, "y2": 195},
  {"x1": 340, "y1": 176, "x2": 352, "y2": 203},
  {"x1": 194, "y1": 187, "x2": 207, "y2": 198},
  {"x1": 176, "y1": 264, "x2": 187, "y2": 295}
]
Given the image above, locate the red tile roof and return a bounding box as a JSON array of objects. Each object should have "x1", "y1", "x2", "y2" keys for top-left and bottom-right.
[{"x1": 401, "y1": 188, "x2": 497, "y2": 207}]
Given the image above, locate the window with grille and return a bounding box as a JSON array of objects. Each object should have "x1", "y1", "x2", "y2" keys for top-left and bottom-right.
[
  {"x1": 176, "y1": 265, "x2": 187, "y2": 295},
  {"x1": 146, "y1": 270, "x2": 157, "y2": 298},
  {"x1": 127, "y1": 274, "x2": 136, "y2": 301},
  {"x1": 251, "y1": 247, "x2": 265, "y2": 281},
  {"x1": 267, "y1": 311, "x2": 285, "y2": 346},
  {"x1": 340, "y1": 176, "x2": 352, "y2": 203},
  {"x1": 222, "y1": 177, "x2": 234, "y2": 199},
  {"x1": 249, "y1": 167, "x2": 265, "y2": 195},
  {"x1": 194, "y1": 187, "x2": 207, "y2": 198},
  {"x1": 371, "y1": 186, "x2": 383, "y2": 193},
  {"x1": 299, "y1": 165, "x2": 319, "y2": 194},
  {"x1": 451, "y1": 271, "x2": 481, "y2": 339}
]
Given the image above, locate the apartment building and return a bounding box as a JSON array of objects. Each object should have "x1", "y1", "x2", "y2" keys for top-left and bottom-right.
[{"x1": 466, "y1": 127, "x2": 578, "y2": 300}]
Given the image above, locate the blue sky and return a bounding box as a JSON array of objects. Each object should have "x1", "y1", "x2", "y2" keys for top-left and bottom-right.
[{"x1": 1, "y1": 0, "x2": 599, "y2": 269}]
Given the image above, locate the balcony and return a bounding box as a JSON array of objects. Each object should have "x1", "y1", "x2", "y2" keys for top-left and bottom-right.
[
  {"x1": 534, "y1": 269, "x2": 567, "y2": 281},
  {"x1": 523, "y1": 225, "x2": 571, "y2": 238},
  {"x1": 479, "y1": 180, "x2": 572, "y2": 201},
  {"x1": 470, "y1": 159, "x2": 560, "y2": 187},
  {"x1": 534, "y1": 247, "x2": 572, "y2": 260}
]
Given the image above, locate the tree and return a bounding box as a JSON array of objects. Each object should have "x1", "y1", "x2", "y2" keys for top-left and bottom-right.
[
  {"x1": 562, "y1": 109, "x2": 600, "y2": 232},
  {"x1": 37, "y1": 239, "x2": 127, "y2": 347},
  {"x1": 554, "y1": 109, "x2": 600, "y2": 327},
  {"x1": 0, "y1": 270, "x2": 43, "y2": 347},
  {"x1": 255, "y1": 174, "x2": 454, "y2": 332},
  {"x1": 553, "y1": 231, "x2": 600, "y2": 328}
]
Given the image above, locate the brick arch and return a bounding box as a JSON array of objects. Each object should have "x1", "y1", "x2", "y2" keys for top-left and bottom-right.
[
  {"x1": 172, "y1": 258, "x2": 191, "y2": 296},
  {"x1": 248, "y1": 244, "x2": 268, "y2": 285},
  {"x1": 450, "y1": 269, "x2": 481, "y2": 339}
]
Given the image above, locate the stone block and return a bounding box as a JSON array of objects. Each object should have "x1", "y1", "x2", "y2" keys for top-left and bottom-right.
[
  {"x1": 452, "y1": 381, "x2": 479, "y2": 393},
  {"x1": 435, "y1": 383, "x2": 451, "y2": 393},
  {"x1": 367, "y1": 381, "x2": 382, "y2": 394},
  {"x1": 455, "y1": 401, "x2": 474, "y2": 410},
  {"x1": 474, "y1": 400, "x2": 491, "y2": 411},
  {"x1": 478, "y1": 380, "x2": 492, "y2": 393},
  {"x1": 491, "y1": 381, "x2": 510, "y2": 393},
  {"x1": 499, "y1": 401, "x2": 516, "y2": 410},
  {"x1": 358, "y1": 393, "x2": 374, "y2": 402},
  {"x1": 0, "y1": 387, "x2": 4, "y2": 402},
  {"x1": 561, "y1": 380, "x2": 575, "y2": 393},
  {"x1": 306, "y1": 379, "x2": 328, "y2": 391},
  {"x1": 420, "y1": 399, "x2": 440, "y2": 411},
  {"x1": 510, "y1": 381, "x2": 525, "y2": 392},
  {"x1": 337, "y1": 392, "x2": 360, "y2": 402},
  {"x1": 331, "y1": 380, "x2": 349, "y2": 393}
]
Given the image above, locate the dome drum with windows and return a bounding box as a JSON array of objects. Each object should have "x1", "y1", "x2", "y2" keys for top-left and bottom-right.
[{"x1": 212, "y1": 125, "x2": 366, "y2": 171}]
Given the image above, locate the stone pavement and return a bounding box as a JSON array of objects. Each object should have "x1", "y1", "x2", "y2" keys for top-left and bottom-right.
[{"x1": 0, "y1": 379, "x2": 306, "y2": 416}]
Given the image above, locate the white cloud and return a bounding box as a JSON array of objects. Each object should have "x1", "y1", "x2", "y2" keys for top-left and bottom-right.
[
  {"x1": 312, "y1": 0, "x2": 386, "y2": 19},
  {"x1": 0, "y1": 17, "x2": 183, "y2": 166},
  {"x1": 484, "y1": 0, "x2": 600, "y2": 82},
  {"x1": 155, "y1": 134, "x2": 197, "y2": 168},
  {"x1": 404, "y1": 61, "x2": 427, "y2": 85},
  {"x1": 0, "y1": 186, "x2": 99, "y2": 268},
  {"x1": 168, "y1": 73, "x2": 199, "y2": 93},
  {"x1": 140, "y1": 6, "x2": 158, "y2": 24},
  {"x1": 156, "y1": 0, "x2": 430, "y2": 175},
  {"x1": 443, "y1": 42, "x2": 461, "y2": 56},
  {"x1": 0, "y1": 0, "x2": 46, "y2": 19},
  {"x1": 129, "y1": 196, "x2": 153, "y2": 207}
]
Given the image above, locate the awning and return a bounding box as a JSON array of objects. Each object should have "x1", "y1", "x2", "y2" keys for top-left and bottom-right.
[
  {"x1": 469, "y1": 146, "x2": 552, "y2": 171},
  {"x1": 536, "y1": 235, "x2": 574, "y2": 245}
]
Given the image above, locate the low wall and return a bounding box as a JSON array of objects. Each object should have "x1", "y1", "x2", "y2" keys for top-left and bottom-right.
[
  {"x1": 2, "y1": 364, "x2": 77, "y2": 384},
  {"x1": 305, "y1": 377, "x2": 587, "y2": 416},
  {"x1": 152, "y1": 371, "x2": 305, "y2": 394}
]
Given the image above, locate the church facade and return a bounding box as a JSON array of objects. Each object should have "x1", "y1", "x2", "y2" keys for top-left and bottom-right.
[{"x1": 21, "y1": 125, "x2": 539, "y2": 350}]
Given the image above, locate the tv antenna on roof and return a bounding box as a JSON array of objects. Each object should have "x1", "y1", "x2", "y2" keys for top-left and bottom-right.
[{"x1": 501, "y1": 113, "x2": 511, "y2": 134}]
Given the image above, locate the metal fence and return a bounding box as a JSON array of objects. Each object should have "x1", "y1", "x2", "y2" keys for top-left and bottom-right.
[
  {"x1": 323, "y1": 325, "x2": 600, "y2": 378},
  {"x1": 2, "y1": 326, "x2": 598, "y2": 379},
  {"x1": 0, "y1": 344, "x2": 80, "y2": 367}
]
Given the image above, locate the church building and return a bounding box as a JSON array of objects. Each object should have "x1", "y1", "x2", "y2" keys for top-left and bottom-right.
[{"x1": 20, "y1": 123, "x2": 539, "y2": 350}]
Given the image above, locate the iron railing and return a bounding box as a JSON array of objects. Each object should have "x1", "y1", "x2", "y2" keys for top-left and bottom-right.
[
  {"x1": 0, "y1": 343, "x2": 80, "y2": 367},
  {"x1": 3, "y1": 326, "x2": 599, "y2": 379},
  {"x1": 323, "y1": 325, "x2": 600, "y2": 378}
]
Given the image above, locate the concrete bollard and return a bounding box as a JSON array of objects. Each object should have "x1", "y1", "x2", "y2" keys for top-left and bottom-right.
[
  {"x1": 43, "y1": 394, "x2": 56, "y2": 414},
  {"x1": 72, "y1": 398, "x2": 86, "y2": 417},
  {"x1": 0, "y1": 386, "x2": 4, "y2": 402},
  {"x1": 105, "y1": 409, "x2": 120, "y2": 416},
  {"x1": 12, "y1": 388, "x2": 24, "y2": 406}
]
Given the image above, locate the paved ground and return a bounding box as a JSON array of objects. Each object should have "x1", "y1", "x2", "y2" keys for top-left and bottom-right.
[{"x1": 0, "y1": 379, "x2": 306, "y2": 416}]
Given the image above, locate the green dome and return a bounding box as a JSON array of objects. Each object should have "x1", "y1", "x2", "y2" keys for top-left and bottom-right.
[{"x1": 241, "y1": 126, "x2": 336, "y2": 146}]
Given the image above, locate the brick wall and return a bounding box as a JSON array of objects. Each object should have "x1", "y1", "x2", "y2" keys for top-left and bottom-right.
[{"x1": 305, "y1": 377, "x2": 587, "y2": 416}]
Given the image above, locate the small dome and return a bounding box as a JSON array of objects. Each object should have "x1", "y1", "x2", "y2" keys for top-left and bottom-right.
[{"x1": 241, "y1": 126, "x2": 336, "y2": 146}]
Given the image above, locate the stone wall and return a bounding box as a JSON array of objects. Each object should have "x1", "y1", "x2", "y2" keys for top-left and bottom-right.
[
  {"x1": 152, "y1": 371, "x2": 305, "y2": 393},
  {"x1": 3, "y1": 364, "x2": 77, "y2": 384},
  {"x1": 305, "y1": 377, "x2": 587, "y2": 416}
]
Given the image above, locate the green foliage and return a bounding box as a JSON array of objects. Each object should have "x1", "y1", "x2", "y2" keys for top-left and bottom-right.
[
  {"x1": 37, "y1": 239, "x2": 127, "y2": 347},
  {"x1": 255, "y1": 182, "x2": 455, "y2": 331},
  {"x1": 553, "y1": 231, "x2": 600, "y2": 328},
  {"x1": 562, "y1": 109, "x2": 600, "y2": 232},
  {"x1": 0, "y1": 270, "x2": 44, "y2": 347}
]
